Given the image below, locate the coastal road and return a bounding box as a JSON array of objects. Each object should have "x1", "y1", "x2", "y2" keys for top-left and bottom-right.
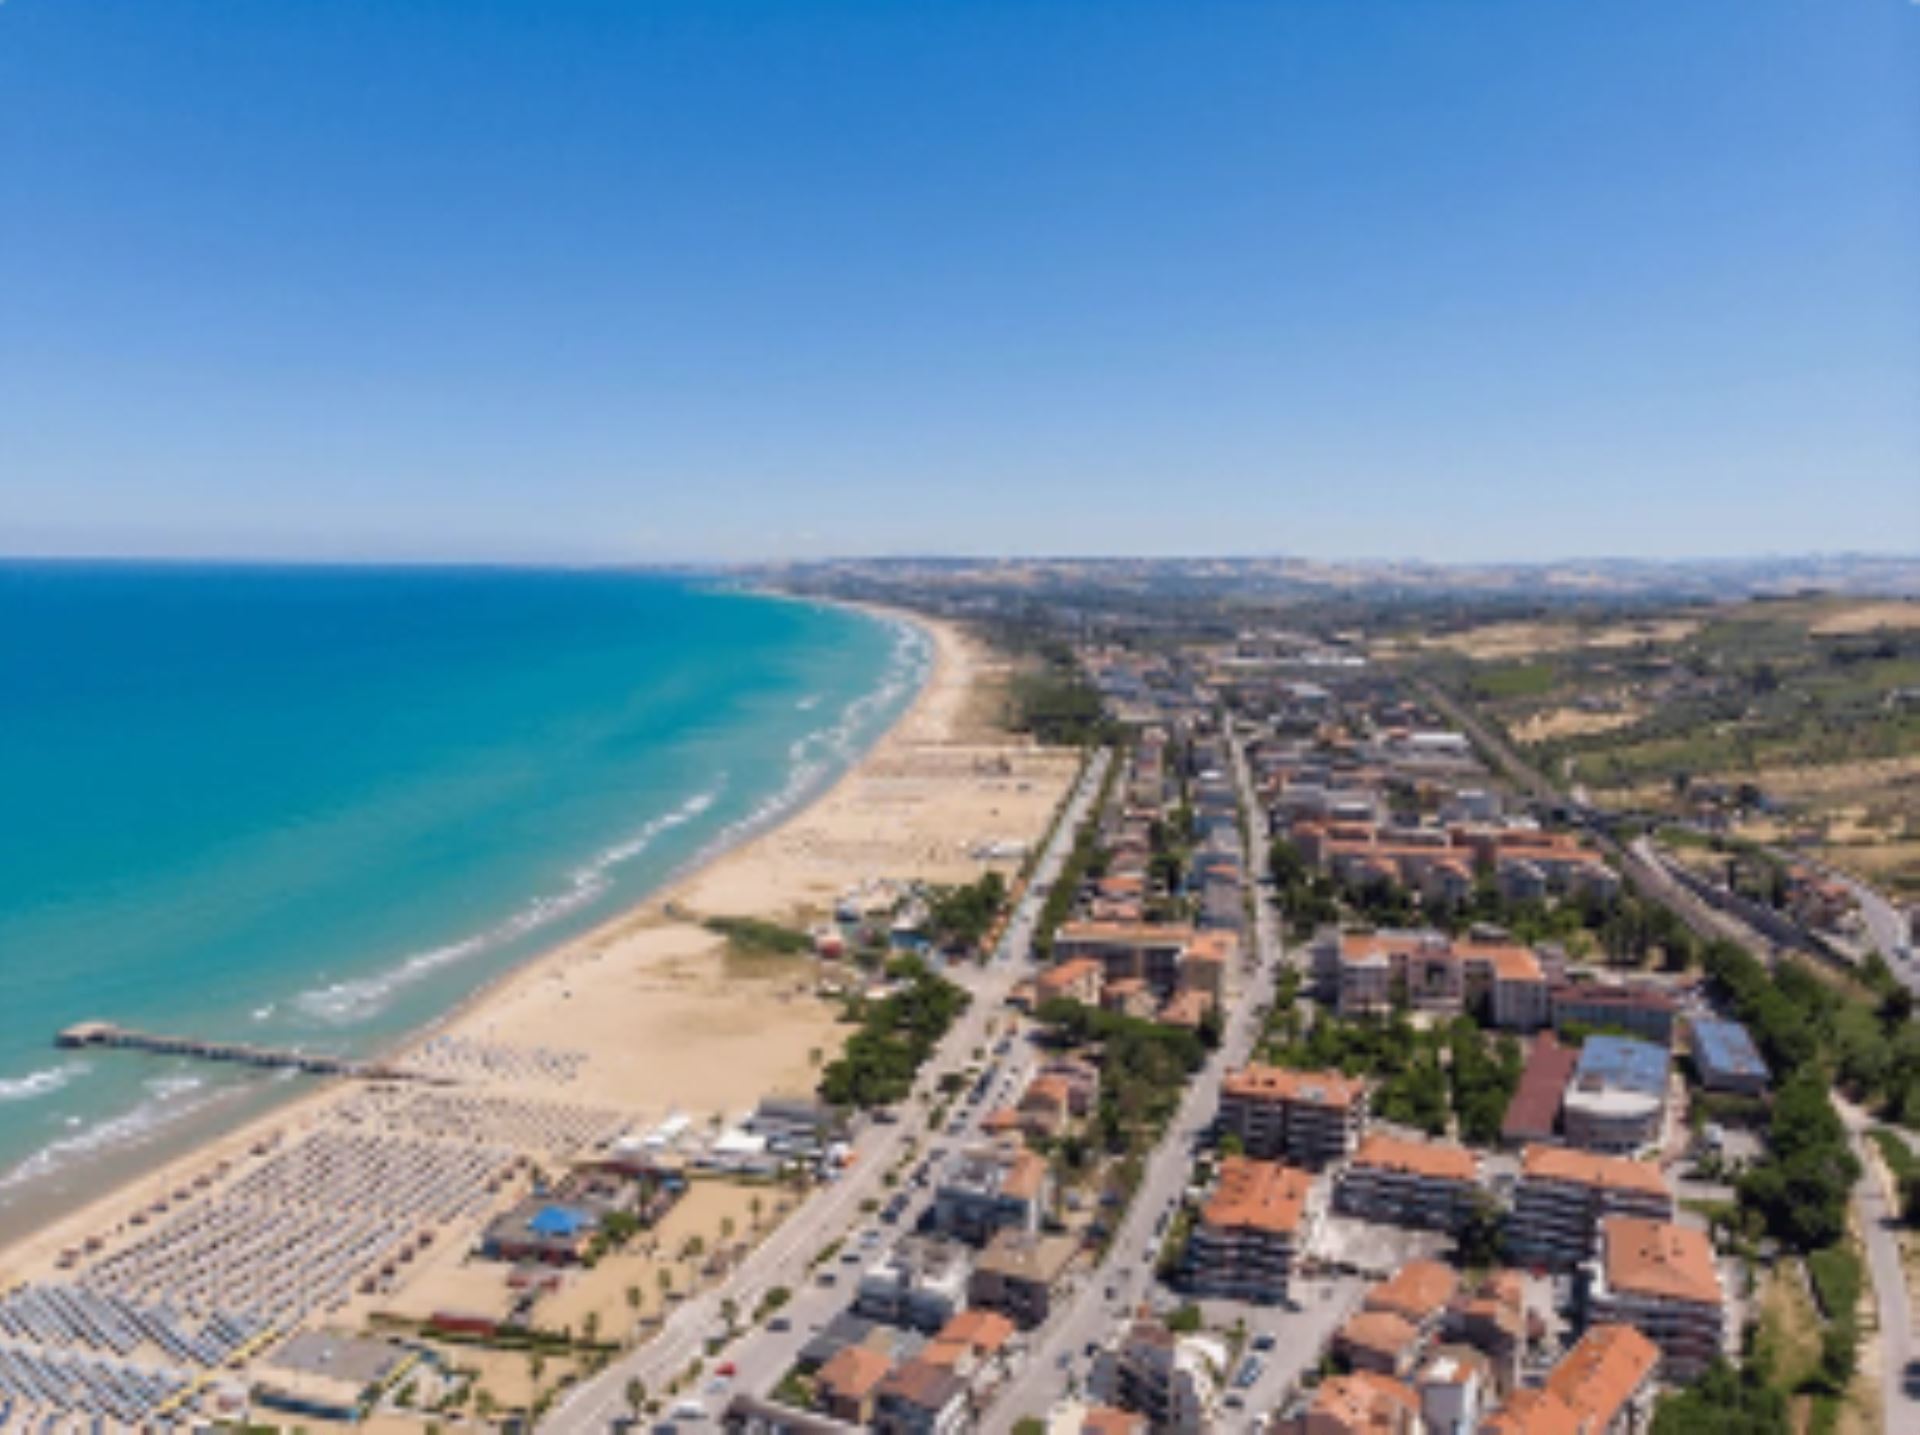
[
  {"x1": 984, "y1": 733, "x2": 1282, "y2": 1426},
  {"x1": 542, "y1": 749, "x2": 1111, "y2": 1433},
  {"x1": 1837, "y1": 1100, "x2": 1920, "y2": 1430}
]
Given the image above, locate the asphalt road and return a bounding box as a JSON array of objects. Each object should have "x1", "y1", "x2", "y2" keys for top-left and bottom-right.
[
  {"x1": 541, "y1": 750, "x2": 1111, "y2": 1433},
  {"x1": 1835, "y1": 1099, "x2": 1920, "y2": 1431}
]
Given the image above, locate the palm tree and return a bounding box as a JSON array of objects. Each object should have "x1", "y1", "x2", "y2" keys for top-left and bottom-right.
[
  {"x1": 657, "y1": 1266, "x2": 674, "y2": 1304},
  {"x1": 626, "y1": 1378, "x2": 648, "y2": 1421},
  {"x1": 582, "y1": 1311, "x2": 600, "y2": 1346},
  {"x1": 720, "y1": 1215, "x2": 736, "y2": 1247},
  {"x1": 749, "y1": 1194, "x2": 765, "y2": 1231}
]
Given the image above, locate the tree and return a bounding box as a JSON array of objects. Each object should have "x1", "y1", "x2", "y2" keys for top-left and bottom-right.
[
  {"x1": 1455, "y1": 1193, "x2": 1507, "y2": 1271},
  {"x1": 1649, "y1": 1358, "x2": 1788, "y2": 1435},
  {"x1": 1197, "y1": 1002, "x2": 1224, "y2": 1050},
  {"x1": 625, "y1": 1378, "x2": 648, "y2": 1419},
  {"x1": 1165, "y1": 1303, "x2": 1204, "y2": 1335}
]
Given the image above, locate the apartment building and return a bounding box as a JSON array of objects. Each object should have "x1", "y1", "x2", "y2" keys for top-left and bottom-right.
[
  {"x1": 1185, "y1": 1155, "x2": 1318, "y2": 1304},
  {"x1": 1416, "y1": 1346, "x2": 1493, "y2": 1435},
  {"x1": 813, "y1": 1345, "x2": 892, "y2": 1425},
  {"x1": 967, "y1": 1229, "x2": 1078, "y2": 1329},
  {"x1": 1365, "y1": 1260, "x2": 1462, "y2": 1339},
  {"x1": 1336, "y1": 1131, "x2": 1480, "y2": 1230},
  {"x1": 1442, "y1": 1271, "x2": 1527, "y2": 1393},
  {"x1": 870, "y1": 1356, "x2": 968, "y2": 1435},
  {"x1": 1089, "y1": 1317, "x2": 1222, "y2": 1435},
  {"x1": 1587, "y1": 1217, "x2": 1726, "y2": 1380},
  {"x1": 1483, "y1": 1322, "x2": 1659, "y2": 1435},
  {"x1": 1550, "y1": 983, "x2": 1678, "y2": 1047},
  {"x1": 1284, "y1": 1371, "x2": 1421, "y2": 1435},
  {"x1": 931, "y1": 1146, "x2": 1049, "y2": 1246},
  {"x1": 1035, "y1": 956, "x2": 1104, "y2": 1009},
  {"x1": 1217, "y1": 1064, "x2": 1369, "y2": 1169},
  {"x1": 1458, "y1": 941, "x2": 1551, "y2": 1031},
  {"x1": 1311, "y1": 928, "x2": 1550, "y2": 1030},
  {"x1": 854, "y1": 1236, "x2": 973, "y2": 1333},
  {"x1": 1335, "y1": 1310, "x2": 1421, "y2": 1378},
  {"x1": 1053, "y1": 922, "x2": 1194, "y2": 995},
  {"x1": 1507, "y1": 1145, "x2": 1673, "y2": 1270}
]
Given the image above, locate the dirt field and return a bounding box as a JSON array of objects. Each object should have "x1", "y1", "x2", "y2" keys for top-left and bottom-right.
[
  {"x1": 1423, "y1": 616, "x2": 1702, "y2": 661},
  {"x1": 1811, "y1": 601, "x2": 1920, "y2": 636},
  {"x1": 1511, "y1": 704, "x2": 1646, "y2": 743}
]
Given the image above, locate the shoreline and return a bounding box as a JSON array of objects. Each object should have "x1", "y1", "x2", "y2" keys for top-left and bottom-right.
[{"x1": 0, "y1": 596, "x2": 941, "y2": 1266}]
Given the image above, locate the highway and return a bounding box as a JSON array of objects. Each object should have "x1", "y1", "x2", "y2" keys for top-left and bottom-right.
[
  {"x1": 983, "y1": 728, "x2": 1285, "y2": 1428},
  {"x1": 541, "y1": 749, "x2": 1111, "y2": 1433}
]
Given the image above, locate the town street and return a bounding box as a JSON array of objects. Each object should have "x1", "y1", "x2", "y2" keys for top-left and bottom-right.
[
  {"x1": 983, "y1": 731, "x2": 1284, "y2": 1427},
  {"x1": 541, "y1": 751, "x2": 1110, "y2": 1432}
]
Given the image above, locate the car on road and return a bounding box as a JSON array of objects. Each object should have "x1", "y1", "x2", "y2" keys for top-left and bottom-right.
[
  {"x1": 839, "y1": 1249, "x2": 861, "y2": 1264},
  {"x1": 816, "y1": 1271, "x2": 836, "y2": 1287},
  {"x1": 767, "y1": 1315, "x2": 791, "y2": 1332},
  {"x1": 1234, "y1": 1355, "x2": 1264, "y2": 1389},
  {"x1": 1251, "y1": 1332, "x2": 1276, "y2": 1352},
  {"x1": 715, "y1": 1362, "x2": 736, "y2": 1378}
]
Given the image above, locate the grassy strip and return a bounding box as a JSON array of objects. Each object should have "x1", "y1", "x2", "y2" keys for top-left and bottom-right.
[
  {"x1": 703, "y1": 914, "x2": 813, "y2": 955},
  {"x1": 1806, "y1": 1245, "x2": 1863, "y2": 1322}
]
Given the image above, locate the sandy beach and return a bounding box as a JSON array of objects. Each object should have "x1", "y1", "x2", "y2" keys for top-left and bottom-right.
[{"x1": 0, "y1": 606, "x2": 1078, "y2": 1425}]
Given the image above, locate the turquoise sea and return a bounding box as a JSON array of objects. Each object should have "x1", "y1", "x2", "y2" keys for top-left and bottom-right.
[{"x1": 0, "y1": 562, "x2": 926, "y2": 1229}]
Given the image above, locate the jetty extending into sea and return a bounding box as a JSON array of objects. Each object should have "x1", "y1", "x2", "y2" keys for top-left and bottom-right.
[{"x1": 56, "y1": 1021, "x2": 448, "y2": 1083}]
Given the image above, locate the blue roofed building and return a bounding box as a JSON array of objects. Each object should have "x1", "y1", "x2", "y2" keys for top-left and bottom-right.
[
  {"x1": 1691, "y1": 1018, "x2": 1770, "y2": 1097},
  {"x1": 1562, "y1": 1036, "x2": 1671, "y2": 1155}
]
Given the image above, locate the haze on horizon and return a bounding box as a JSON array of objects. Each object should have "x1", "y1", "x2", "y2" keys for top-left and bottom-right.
[{"x1": 2, "y1": 1, "x2": 1916, "y2": 566}]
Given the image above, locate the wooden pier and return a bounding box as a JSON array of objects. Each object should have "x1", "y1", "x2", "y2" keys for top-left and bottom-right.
[{"x1": 56, "y1": 1021, "x2": 445, "y2": 1083}]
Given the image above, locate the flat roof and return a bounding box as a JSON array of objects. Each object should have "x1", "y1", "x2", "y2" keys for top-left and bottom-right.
[
  {"x1": 1573, "y1": 1036, "x2": 1670, "y2": 1097},
  {"x1": 1691, "y1": 1018, "x2": 1769, "y2": 1082}
]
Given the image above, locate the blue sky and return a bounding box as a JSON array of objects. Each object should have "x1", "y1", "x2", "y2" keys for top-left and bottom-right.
[{"x1": 2, "y1": 0, "x2": 1915, "y2": 563}]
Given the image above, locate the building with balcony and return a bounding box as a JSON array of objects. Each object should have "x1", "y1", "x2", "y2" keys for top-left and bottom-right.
[
  {"x1": 1089, "y1": 1317, "x2": 1222, "y2": 1435},
  {"x1": 1586, "y1": 1217, "x2": 1726, "y2": 1380},
  {"x1": 1507, "y1": 1146, "x2": 1673, "y2": 1270},
  {"x1": 931, "y1": 1146, "x2": 1049, "y2": 1247},
  {"x1": 1217, "y1": 1064, "x2": 1369, "y2": 1170},
  {"x1": 1336, "y1": 1131, "x2": 1480, "y2": 1230},
  {"x1": 1185, "y1": 1155, "x2": 1318, "y2": 1304}
]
